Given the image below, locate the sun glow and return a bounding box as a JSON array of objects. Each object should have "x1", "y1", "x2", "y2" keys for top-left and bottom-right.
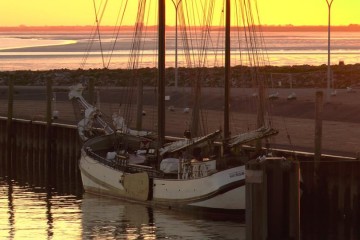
[{"x1": 0, "y1": 0, "x2": 359, "y2": 28}]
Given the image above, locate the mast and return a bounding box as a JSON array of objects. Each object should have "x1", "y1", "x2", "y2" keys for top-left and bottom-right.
[
  {"x1": 158, "y1": 0, "x2": 166, "y2": 147},
  {"x1": 136, "y1": 78, "x2": 143, "y2": 131},
  {"x1": 224, "y1": 0, "x2": 231, "y2": 140}
]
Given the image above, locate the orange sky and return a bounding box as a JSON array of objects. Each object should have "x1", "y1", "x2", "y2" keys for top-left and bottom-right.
[{"x1": 0, "y1": 0, "x2": 359, "y2": 27}]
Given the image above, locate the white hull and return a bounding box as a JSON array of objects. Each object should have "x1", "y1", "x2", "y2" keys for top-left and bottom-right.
[{"x1": 79, "y1": 150, "x2": 246, "y2": 211}]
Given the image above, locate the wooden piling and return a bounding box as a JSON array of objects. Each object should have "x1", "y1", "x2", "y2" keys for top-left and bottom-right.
[
  {"x1": 6, "y1": 78, "x2": 14, "y2": 170},
  {"x1": 314, "y1": 91, "x2": 323, "y2": 174},
  {"x1": 39, "y1": 123, "x2": 45, "y2": 185},
  {"x1": 14, "y1": 122, "x2": 22, "y2": 179},
  {"x1": 246, "y1": 159, "x2": 266, "y2": 240},
  {"x1": 10, "y1": 121, "x2": 17, "y2": 176},
  {"x1": 54, "y1": 126, "x2": 62, "y2": 191},
  {"x1": 136, "y1": 78, "x2": 143, "y2": 131},
  {"x1": 32, "y1": 123, "x2": 39, "y2": 185},
  {"x1": 27, "y1": 120, "x2": 34, "y2": 184},
  {"x1": 61, "y1": 127, "x2": 68, "y2": 192},
  {"x1": 246, "y1": 157, "x2": 300, "y2": 240},
  {"x1": 0, "y1": 119, "x2": 5, "y2": 172},
  {"x1": 66, "y1": 128, "x2": 72, "y2": 191},
  {"x1": 46, "y1": 78, "x2": 53, "y2": 181},
  {"x1": 88, "y1": 77, "x2": 95, "y2": 105},
  {"x1": 256, "y1": 80, "x2": 265, "y2": 153},
  {"x1": 21, "y1": 121, "x2": 29, "y2": 181},
  {"x1": 73, "y1": 128, "x2": 82, "y2": 193}
]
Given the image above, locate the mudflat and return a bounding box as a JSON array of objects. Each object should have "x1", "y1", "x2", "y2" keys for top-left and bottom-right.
[{"x1": 1, "y1": 86, "x2": 359, "y2": 158}]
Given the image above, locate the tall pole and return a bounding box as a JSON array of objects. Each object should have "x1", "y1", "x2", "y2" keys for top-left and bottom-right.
[
  {"x1": 136, "y1": 77, "x2": 143, "y2": 131},
  {"x1": 224, "y1": 0, "x2": 231, "y2": 140},
  {"x1": 158, "y1": 0, "x2": 166, "y2": 148},
  {"x1": 171, "y1": 0, "x2": 182, "y2": 90},
  {"x1": 326, "y1": 0, "x2": 334, "y2": 102}
]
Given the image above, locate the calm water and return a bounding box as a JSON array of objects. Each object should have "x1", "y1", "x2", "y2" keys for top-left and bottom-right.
[
  {"x1": 0, "y1": 31, "x2": 359, "y2": 70},
  {"x1": 0, "y1": 176, "x2": 245, "y2": 240}
]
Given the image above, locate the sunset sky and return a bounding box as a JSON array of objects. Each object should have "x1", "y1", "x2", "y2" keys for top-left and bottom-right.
[{"x1": 0, "y1": 0, "x2": 359, "y2": 27}]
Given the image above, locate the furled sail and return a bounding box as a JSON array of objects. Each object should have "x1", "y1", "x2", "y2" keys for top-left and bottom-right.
[
  {"x1": 159, "y1": 130, "x2": 221, "y2": 156},
  {"x1": 226, "y1": 127, "x2": 278, "y2": 148}
]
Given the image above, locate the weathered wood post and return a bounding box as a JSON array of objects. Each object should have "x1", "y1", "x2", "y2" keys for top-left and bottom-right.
[
  {"x1": 6, "y1": 77, "x2": 14, "y2": 171},
  {"x1": 13, "y1": 121, "x2": 19, "y2": 178},
  {"x1": 256, "y1": 76, "x2": 266, "y2": 154},
  {"x1": 288, "y1": 73, "x2": 293, "y2": 89},
  {"x1": 309, "y1": 91, "x2": 323, "y2": 201},
  {"x1": 38, "y1": 123, "x2": 45, "y2": 185},
  {"x1": 32, "y1": 123, "x2": 40, "y2": 185},
  {"x1": 67, "y1": 128, "x2": 73, "y2": 190},
  {"x1": 62, "y1": 127, "x2": 69, "y2": 192},
  {"x1": 46, "y1": 78, "x2": 53, "y2": 185},
  {"x1": 246, "y1": 157, "x2": 300, "y2": 240},
  {"x1": 314, "y1": 91, "x2": 323, "y2": 171},
  {"x1": 88, "y1": 77, "x2": 95, "y2": 105},
  {"x1": 54, "y1": 126, "x2": 61, "y2": 190},
  {"x1": 0, "y1": 119, "x2": 6, "y2": 172},
  {"x1": 136, "y1": 78, "x2": 143, "y2": 131},
  {"x1": 73, "y1": 127, "x2": 82, "y2": 193},
  {"x1": 21, "y1": 120, "x2": 30, "y2": 180},
  {"x1": 27, "y1": 121, "x2": 34, "y2": 184},
  {"x1": 17, "y1": 121, "x2": 23, "y2": 179}
]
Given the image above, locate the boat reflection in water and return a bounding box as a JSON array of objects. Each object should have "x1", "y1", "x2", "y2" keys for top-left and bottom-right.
[
  {"x1": 81, "y1": 193, "x2": 245, "y2": 240},
  {"x1": 0, "y1": 177, "x2": 244, "y2": 239}
]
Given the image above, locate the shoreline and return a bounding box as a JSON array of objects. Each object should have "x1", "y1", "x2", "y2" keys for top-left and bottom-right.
[
  {"x1": 0, "y1": 64, "x2": 360, "y2": 88},
  {"x1": 1, "y1": 25, "x2": 360, "y2": 32}
]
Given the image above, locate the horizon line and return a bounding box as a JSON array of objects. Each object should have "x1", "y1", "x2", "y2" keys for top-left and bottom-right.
[{"x1": 0, "y1": 24, "x2": 359, "y2": 32}]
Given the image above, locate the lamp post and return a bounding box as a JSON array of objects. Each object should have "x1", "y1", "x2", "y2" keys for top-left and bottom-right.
[
  {"x1": 326, "y1": 0, "x2": 334, "y2": 102},
  {"x1": 171, "y1": 0, "x2": 182, "y2": 90}
]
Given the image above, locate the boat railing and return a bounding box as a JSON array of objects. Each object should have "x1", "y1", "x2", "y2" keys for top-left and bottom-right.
[
  {"x1": 84, "y1": 147, "x2": 163, "y2": 178},
  {"x1": 178, "y1": 159, "x2": 217, "y2": 180},
  {"x1": 126, "y1": 163, "x2": 163, "y2": 178}
]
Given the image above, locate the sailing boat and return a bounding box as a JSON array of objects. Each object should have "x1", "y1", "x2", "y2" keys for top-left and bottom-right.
[{"x1": 70, "y1": 0, "x2": 279, "y2": 212}]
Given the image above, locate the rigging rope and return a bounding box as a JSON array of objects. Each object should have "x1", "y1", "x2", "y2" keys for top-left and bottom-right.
[
  {"x1": 179, "y1": 0, "x2": 217, "y2": 137},
  {"x1": 81, "y1": 0, "x2": 130, "y2": 69},
  {"x1": 222, "y1": 0, "x2": 275, "y2": 139},
  {"x1": 79, "y1": 0, "x2": 279, "y2": 142},
  {"x1": 122, "y1": 0, "x2": 148, "y2": 126},
  {"x1": 80, "y1": 0, "x2": 107, "y2": 69},
  {"x1": 106, "y1": 0, "x2": 129, "y2": 68},
  {"x1": 120, "y1": 0, "x2": 158, "y2": 133},
  {"x1": 92, "y1": 0, "x2": 107, "y2": 68}
]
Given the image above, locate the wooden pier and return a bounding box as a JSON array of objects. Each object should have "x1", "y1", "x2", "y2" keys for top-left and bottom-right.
[{"x1": 0, "y1": 117, "x2": 82, "y2": 194}]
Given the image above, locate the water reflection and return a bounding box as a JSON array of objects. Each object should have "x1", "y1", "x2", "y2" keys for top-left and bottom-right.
[
  {"x1": 0, "y1": 177, "x2": 244, "y2": 239},
  {"x1": 81, "y1": 193, "x2": 245, "y2": 240},
  {"x1": 0, "y1": 177, "x2": 82, "y2": 240},
  {"x1": 6, "y1": 179, "x2": 15, "y2": 239}
]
